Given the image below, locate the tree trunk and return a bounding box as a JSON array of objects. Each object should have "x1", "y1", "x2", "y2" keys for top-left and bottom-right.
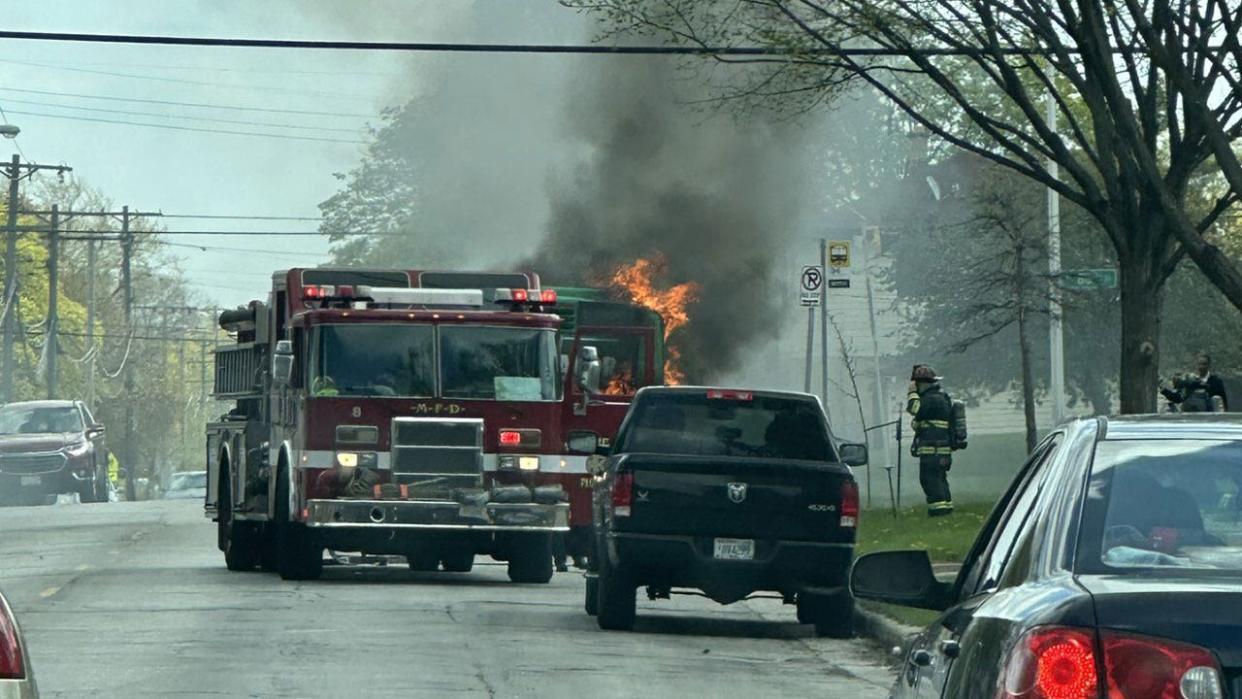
[
  {"x1": 1017, "y1": 306, "x2": 1038, "y2": 452},
  {"x1": 1117, "y1": 256, "x2": 1164, "y2": 414}
]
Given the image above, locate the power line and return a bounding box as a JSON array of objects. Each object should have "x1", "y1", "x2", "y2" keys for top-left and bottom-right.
[
  {"x1": 157, "y1": 213, "x2": 321, "y2": 221},
  {"x1": 157, "y1": 240, "x2": 328, "y2": 258},
  {"x1": 0, "y1": 30, "x2": 1051, "y2": 56},
  {"x1": 0, "y1": 85, "x2": 376, "y2": 118},
  {"x1": 0, "y1": 109, "x2": 366, "y2": 144},
  {"x1": 57, "y1": 229, "x2": 344, "y2": 236},
  {"x1": 0, "y1": 96, "x2": 365, "y2": 133},
  {"x1": 10, "y1": 57, "x2": 398, "y2": 78},
  {"x1": 0, "y1": 57, "x2": 381, "y2": 100}
]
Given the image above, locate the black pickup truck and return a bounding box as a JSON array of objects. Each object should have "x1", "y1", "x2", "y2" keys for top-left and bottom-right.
[{"x1": 577, "y1": 386, "x2": 866, "y2": 636}]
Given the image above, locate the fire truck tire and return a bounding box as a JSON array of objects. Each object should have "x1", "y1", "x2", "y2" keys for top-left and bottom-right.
[
  {"x1": 275, "y1": 465, "x2": 323, "y2": 581},
  {"x1": 259, "y1": 529, "x2": 278, "y2": 572},
  {"x1": 218, "y1": 468, "x2": 259, "y2": 571},
  {"x1": 506, "y1": 533, "x2": 554, "y2": 584},
  {"x1": 440, "y1": 550, "x2": 475, "y2": 573},
  {"x1": 584, "y1": 575, "x2": 599, "y2": 616},
  {"x1": 595, "y1": 563, "x2": 636, "y2": 631}
]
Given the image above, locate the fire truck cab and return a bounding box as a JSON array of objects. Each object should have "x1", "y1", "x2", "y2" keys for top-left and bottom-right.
[{"x1": 206, "y1": 268, "x2": 573, "y2": 582}]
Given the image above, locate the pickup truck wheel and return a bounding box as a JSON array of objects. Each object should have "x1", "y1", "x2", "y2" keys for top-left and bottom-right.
[
  {"x1": 799, "y1": 592, "x2": 854, "y2": 639},
  {"x1": 407, "y1": 549, "x2": 440, "y2": 572},
  {"x1": 440, "y1": 550, "x2": 474, "y2": 573},
  {"x1": 584, "y1": 575, "x2": 599, "y2": 616},
  {"x1": 595, "y1": 566, "x2": 636, "y2": 631},
  {"x1": 506, "y1": 533, "x2": 553, "y2": 584},
  {"x1": 275, "y1": 466, "x2": 323, "y2": 581}
]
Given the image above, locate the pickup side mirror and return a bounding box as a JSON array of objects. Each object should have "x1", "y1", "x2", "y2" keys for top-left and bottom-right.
[
  {"x1": 86, "y1": 425, "x2": 106, "y2": 439},
  {"x1": 272, "y1": 339, "x2": 294, "y2": 387},
  {"x1": 851, "y1": 550, "x2": 950, "y2": 611},
  {"x1": 839, "y1": 442, "x2": 868, "y2": 467},
  {"x1": 567, "y1": 430, "x2": 599, "y2": 455}
]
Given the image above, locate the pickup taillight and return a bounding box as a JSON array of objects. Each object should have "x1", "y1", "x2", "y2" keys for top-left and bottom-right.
[
  {"x1": 611, "y1": 472, "x2": 634, "y2": 517},
  {"x1": 0, "y1": 596, "x2": 24, "y2": 680},
  {"x1": 840, "y1": 480, "x2": 859, "y2": 528}
]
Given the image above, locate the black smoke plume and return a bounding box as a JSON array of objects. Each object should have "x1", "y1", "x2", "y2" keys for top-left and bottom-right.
[{"x1": 530, "y1": 58, "x2": 810, "y2": 383}]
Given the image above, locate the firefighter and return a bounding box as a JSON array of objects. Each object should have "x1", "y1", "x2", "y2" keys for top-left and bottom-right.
[
  {"x1": 1162, "y1": 353, "x2": 1228, "y2": 412},
  {"x1": 907, "y1": 365, "x2": 955, "y2": 517}
]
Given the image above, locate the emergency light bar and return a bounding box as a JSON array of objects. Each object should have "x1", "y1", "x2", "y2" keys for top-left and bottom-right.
[
  {"x1": 495, "y1": 289, "x2": 557, "y2": 305},
  {"x1": 356, "y1": 286, "x2": 484, "y2": 307}
]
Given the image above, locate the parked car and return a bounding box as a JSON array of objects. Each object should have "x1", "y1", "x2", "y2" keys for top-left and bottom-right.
[
  {"x1": 852, "y1": 415, "x2": 1242, "y2": 699},
  {"x1": 0, "y1": 400, "x2": 108, "y2": 506},
  {"x1": 163, "y1": 471, "x2": 207, "y2": 500},
  {"x1": 0, "y1": 586, "x2": 37, "y2": 697},
  {"x1": 580, "y1": 386, "x2": 866, "y2": 636}
]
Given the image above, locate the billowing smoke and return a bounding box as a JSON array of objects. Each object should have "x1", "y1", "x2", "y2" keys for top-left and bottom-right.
[{"x1": 530, "y1": 57, "x2": 812, "y2": 382}]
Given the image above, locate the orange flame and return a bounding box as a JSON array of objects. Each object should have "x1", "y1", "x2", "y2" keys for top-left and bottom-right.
[
  {"x1": 608, "y1": 254, "x2": 699, "y2": 385},
  {"x1": 603, "y1": 366, "x2": 635, "y2": 396}
]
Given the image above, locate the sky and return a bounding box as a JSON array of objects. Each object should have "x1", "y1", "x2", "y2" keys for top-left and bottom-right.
[{"x1": 0, "y1": 1, "x2": 585, "y2": 306}]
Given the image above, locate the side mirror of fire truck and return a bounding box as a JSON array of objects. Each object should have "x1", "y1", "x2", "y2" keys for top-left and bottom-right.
[
  {"x1": 575, "y1": 345, "x2": 601, "y2": 394},
  {"x1": 272, "y1": 340, "x2": 294, "y2": 387}
]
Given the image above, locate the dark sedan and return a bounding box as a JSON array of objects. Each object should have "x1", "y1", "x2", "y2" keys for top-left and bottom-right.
[
  {"x1": 0, "y1": 400, "x2": 108, "y2": 506},
  {"x1": 853, "y1": 415, "x2": 1242, "y2": 699}
]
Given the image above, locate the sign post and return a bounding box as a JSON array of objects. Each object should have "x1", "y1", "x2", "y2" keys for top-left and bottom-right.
[{"x1": 800, "y1": 265, "x2": 822, "y2": 393}]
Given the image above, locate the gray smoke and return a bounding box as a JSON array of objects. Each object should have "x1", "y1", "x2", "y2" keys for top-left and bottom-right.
[{"x1": 531, "y1": 57, "x2": 813, "y2": 383}]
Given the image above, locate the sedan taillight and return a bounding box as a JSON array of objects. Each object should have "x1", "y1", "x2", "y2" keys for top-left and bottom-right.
[
  {"x1": 999, "y1": 626, "x2": 1224, "y2": 699},
  {"x1": 0, "y1": 597, "x2": 24, "y2": 680}
]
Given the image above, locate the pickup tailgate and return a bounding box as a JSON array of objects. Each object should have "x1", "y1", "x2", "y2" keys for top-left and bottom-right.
[{"x1": 617, "y1": 453, "x2": 856, "y2": 543}]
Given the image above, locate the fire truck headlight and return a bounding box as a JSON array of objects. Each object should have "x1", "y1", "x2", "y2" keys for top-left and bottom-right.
[
  {"x1": 519, "y1": 456, "x2": 540, "y2": 471},
  {"x1": 336, "y1": 452, "x2": 377, "y2": 469}
]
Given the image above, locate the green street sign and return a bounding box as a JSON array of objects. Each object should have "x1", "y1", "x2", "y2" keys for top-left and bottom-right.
[{"x1": 1061, "y1": 268, "x2": 1117, "y2": 290}]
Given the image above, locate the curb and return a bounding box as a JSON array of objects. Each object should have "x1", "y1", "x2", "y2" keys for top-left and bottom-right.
[{"x1": 854, "y1": 604, "x2": 920, "y2": 654}]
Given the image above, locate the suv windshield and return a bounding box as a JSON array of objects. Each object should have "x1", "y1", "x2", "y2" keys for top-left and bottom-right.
[
  {"x1": 440, "y1": 327, "x2": 560, "y2": 401},
  {"x1": 0, "y1": 405, "x2": 83, "y2": 435},
  {"x1": 1091, "y1": 439, "x2": 1242, "y2": 572},
  {"x1": 311, "y1": 324, "x2": 435, "y2": 397},
  {"x1": 618, "y1": 392, "x2": 836, "y2": 461},
  {"x1": 169, "y1": 472, "x2": 207, "y2": 490}
]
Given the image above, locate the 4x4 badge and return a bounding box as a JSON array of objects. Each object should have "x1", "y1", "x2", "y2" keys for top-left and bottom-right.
[{"x1": 727, "y1": 482, "x2": 748, "y2": 503}]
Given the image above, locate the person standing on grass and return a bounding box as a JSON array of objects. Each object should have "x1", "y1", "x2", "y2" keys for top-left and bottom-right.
[{"x1": 907, "y1": 364, "x2": 955, "y2": 517}]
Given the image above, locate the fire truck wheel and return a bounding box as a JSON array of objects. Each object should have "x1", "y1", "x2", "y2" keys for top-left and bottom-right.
[
  {"x1": 440, "y1": 550, "x2": 475, "y2": 573},
  {"x1": 219, "y1": 469, "x2": 260, "y2": 571},
  {"x1": 595, "y1": 563, "x2": 636, "y2": 631},
  {"x1": 506, "y1": 533, "x2": 554, "y2": 584},
  {"x1": 259, "y1": 529, "x2": 278, "y2": 572},
  {"x1": 275, "y1": 465, "x2": 323, "y2": 581},
  {"x1": 584, "y1": 575, "x2": 599, "y2": 616}
]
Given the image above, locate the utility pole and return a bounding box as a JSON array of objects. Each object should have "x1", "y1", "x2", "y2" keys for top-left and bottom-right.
[
  {"x1": 86, "y1": 238, "x2": 96, "y2": 408},
  {"x1": 45, "y1": 205, "x2": 59, "y2": 398},
  {"x1": 1, "y1": 155, "x2": 71, "y2": 403},
  {"x1": 803, "y1": 307, "x2": 815, "y2": 393},
  {"x1": 120, "y1": 206, "x2": 136, "y2": 501},
  {"x1": 1046, "y1": 93, "x2": 1066, "y2": 425}
]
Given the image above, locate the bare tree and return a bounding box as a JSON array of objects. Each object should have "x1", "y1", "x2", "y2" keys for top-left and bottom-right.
[{"x1": 568, "y1": 0, "x2": 1242, "y2": 412}]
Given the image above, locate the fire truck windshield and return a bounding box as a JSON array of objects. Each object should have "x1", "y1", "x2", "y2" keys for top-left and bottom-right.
[
  {"x1": 310, "y1": 324, "x2": 436, "y2": 397},
  {"x1": 439, "y1": 326, "x2": 561, "y2": 401}
]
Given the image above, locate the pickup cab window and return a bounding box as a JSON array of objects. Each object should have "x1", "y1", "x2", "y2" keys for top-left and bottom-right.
[{"x1": 617, "y1": 392, "x2": 836, "y2": 461}]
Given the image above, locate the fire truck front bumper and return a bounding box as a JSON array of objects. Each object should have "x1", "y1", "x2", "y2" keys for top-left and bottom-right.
[{"x1": 304, "y1": 499, "x2": 569, "y2": 532}]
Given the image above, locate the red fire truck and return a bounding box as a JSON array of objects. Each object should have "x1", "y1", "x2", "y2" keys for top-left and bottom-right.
[{"x1": 205, "y1": 268, "x2": 659, "y2": 581}]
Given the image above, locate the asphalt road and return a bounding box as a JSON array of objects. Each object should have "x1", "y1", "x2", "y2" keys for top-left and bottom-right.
[{"x1": 0, "y1": 500, "x2": 896, "y2": 698}]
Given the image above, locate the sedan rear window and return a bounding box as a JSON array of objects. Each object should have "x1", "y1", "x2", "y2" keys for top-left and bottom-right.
[
  {"x1": 1090, "y1": 440, "x2": 1242, "y2": 572},
  {"x1": 617, "y1": 392, "x2": 836, "y2": 461}
]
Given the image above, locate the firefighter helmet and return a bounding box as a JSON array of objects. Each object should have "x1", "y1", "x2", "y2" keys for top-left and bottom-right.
[{"x1": 911, "y1": 365, "x2": 942, "y2": 382}]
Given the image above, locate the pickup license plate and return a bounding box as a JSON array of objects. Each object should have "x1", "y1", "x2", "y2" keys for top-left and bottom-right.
[
  {"x1": 20, "y1": 475, "x2": 41, "y2": 486},
  {"x1": 713, "y1": 538, "x2": 755, "y2": 561}
]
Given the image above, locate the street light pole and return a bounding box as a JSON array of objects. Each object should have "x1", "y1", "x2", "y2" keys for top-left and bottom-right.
[{"x1": 2, "y1": 155, "x2": 21, "y2": 403}]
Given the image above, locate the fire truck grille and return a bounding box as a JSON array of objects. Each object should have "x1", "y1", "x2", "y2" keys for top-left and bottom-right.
[
  {"x1": 390, "y1": 418, "x2": 483, "y2": 497},
  {"x1": 0, "y1": 453, "x2": 67, "y2": 475}
]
